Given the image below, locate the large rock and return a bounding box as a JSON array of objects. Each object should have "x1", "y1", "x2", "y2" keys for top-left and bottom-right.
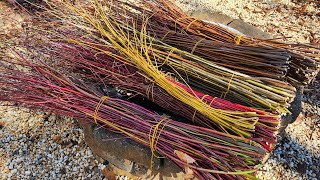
[
  {"x1": 81, "y1": 121, "x2": 184, "y2": 179},
  {"x1": 278, "y1": 86, "x2": 304, "y2": 136}
]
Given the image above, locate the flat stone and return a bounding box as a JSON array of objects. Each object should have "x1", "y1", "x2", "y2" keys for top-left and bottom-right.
[
  {"x1": 228, "y1": 19, "x2": 273, "y2": 39},
  {"x1": 189, "y1": 9, "x2": 272, "y2": 39},
  {"x1": 190, "y1": 9, "x2": 233, "y2": 25}
]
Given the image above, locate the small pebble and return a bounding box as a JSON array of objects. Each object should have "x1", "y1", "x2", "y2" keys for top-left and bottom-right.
[{"x1": 25, "y1": 171, "x2": 31, "y2": 176}]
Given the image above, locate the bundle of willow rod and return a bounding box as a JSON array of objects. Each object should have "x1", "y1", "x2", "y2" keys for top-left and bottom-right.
[
  {"x1": 117, "y1": 0, "x2": 320, "y2": 85},
  {"x1": 44, "y1": 40, "x2": 279, "y2": 150},
  {"x1": 103, "y1": 1, "x2": 290, "y2": 79},
  {"x1": 28, "y1": 5, "x2": 287, "y2": 140},
  {"x1": 48, "y1": 0, "x2": 296, "y2": 114},
  {"x1": 7, "y1": 4, "x2": 281, "y2": 146},
  {"x1": 147, "y1": 31, "x2": 291, "y2": 79},
  {"x1": 0, "y1": 53, "x2": 266, "y2": 179}
]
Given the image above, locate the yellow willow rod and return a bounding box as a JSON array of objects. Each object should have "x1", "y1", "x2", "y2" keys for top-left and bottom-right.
[{"x1": 64, "y1": 1, "x2": 261, "y2": 137}]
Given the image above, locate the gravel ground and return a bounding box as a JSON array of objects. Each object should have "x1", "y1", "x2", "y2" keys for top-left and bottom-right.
[
  {"x1": 0, "y1": 108, "x2": 105, "y2": 179},
  {"x1": 1, "y1": 0, "x2": 319, "y2": 179}
]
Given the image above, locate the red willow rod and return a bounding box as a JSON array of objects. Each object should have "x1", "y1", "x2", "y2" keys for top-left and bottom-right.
[
  {"x1": 45, "y1": 40, "x2": 279, "y2": 150},
  {"x1": 10, "y1": 10, "x2": 280, "y2": 148},
  {"x1": 31, "y1": 0, "x2": 292, "y2": 135},
  {"x1": 0, "y1": 54, "x2": 266, "y2": 179}
]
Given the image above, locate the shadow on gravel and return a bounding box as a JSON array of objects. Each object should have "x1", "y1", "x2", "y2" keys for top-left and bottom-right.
[
  {"x1": 303, "y1": 76, "x2": 320, "y2": 107},
  {"x1": 274, "y1": 132, "x2": 320, "y2": 178}
]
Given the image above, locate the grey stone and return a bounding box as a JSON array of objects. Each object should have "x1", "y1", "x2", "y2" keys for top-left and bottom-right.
[
  {"x1": 228, "y1": 19, "x2": 273, "y2": 39},
  {"x1": 189, "y1": 8, "x2": 272, "y2": 39},
  {"x1": 190, "y1": 9, "x2": 233, "y2": 25},
  {"x1": 81, "y1": 121, "x2": 182, "y2": 178}
]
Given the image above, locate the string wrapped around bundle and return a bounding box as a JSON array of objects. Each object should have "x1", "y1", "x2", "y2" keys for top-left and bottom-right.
[
  {"x1": 41, "y1": 0, "x2": 297, "y2": 115},
  {"x1": 45, "y1": 40, "x2": 280, "y2": 150},
  {"x1": 0, "y1": 51, "x2": 267, "y2": 180}
]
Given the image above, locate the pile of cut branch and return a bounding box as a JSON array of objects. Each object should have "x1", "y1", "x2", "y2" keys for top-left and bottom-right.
[{"x1": 0, "y1": 0, "x2": 319, "y2": 179}]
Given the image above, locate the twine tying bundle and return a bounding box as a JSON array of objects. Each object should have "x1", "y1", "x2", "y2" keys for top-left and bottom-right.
[
  {"x1": 94, "y1": 96, "x2": 109, "y2": 124},
  {"x1": 148, "y1": 117, "x2": 170, "y2": 170}
]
